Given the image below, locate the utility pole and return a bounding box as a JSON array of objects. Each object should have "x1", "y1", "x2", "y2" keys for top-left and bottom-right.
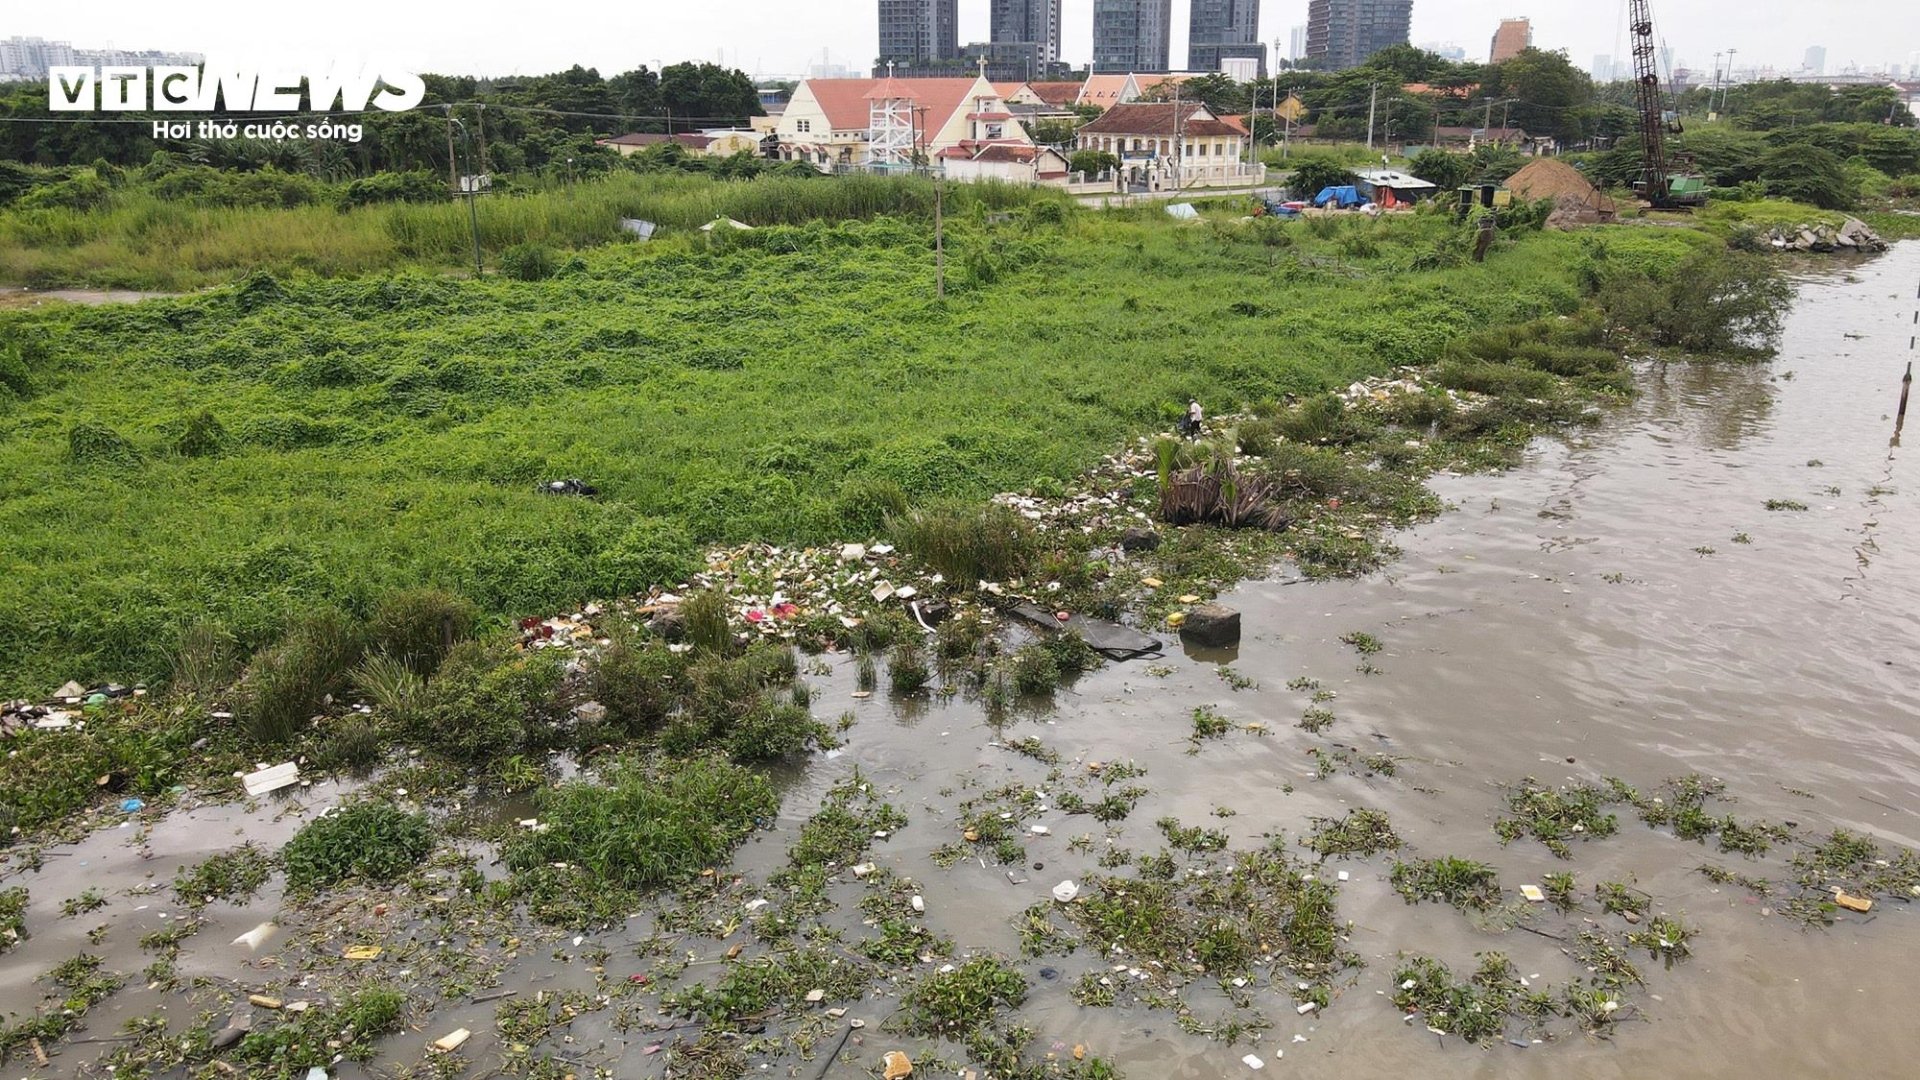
[
  {"x1": 444, "y1": 106, "x2": 458, "y2": 193},
  {"x1": 445, "y1": 117, "x2": 482, "y2": 278},
  {"x1": 1721, "y1": 48, "x2": 1739, "y2": 114},
  {"x1": 1366, "y1": 81, "x2": 1378, "y2": 149},
  {"x1": 476, "y1": 104, "x2": 490, "y2": 174}
]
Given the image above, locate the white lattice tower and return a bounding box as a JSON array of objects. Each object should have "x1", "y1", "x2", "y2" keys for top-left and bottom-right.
[{"x1": 865, "y1": 64, "x2": 917, "y2": 169}]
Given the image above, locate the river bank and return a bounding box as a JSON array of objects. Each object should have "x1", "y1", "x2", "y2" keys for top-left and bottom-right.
[{"x1": 2, "y1": 245, "x2": 1914, "y2": 1078}]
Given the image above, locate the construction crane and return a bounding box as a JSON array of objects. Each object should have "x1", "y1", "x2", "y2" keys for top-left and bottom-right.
[{"x1": 1629, "y1": 0, "x2": 1707, "y2": 208}]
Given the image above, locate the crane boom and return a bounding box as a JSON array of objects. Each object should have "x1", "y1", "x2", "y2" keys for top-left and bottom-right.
[
  {"x1": 1629, "y1": 0, "x2": 1670, "y2": 201},
  {"x1": 1628, "y1": 0, "x2": 1706, "y2": 208}
]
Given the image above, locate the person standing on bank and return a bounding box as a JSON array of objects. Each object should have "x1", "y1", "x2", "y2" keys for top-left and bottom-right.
[{"x1": 1183, "y1": 398, "x2": 1204, "y2": 439}]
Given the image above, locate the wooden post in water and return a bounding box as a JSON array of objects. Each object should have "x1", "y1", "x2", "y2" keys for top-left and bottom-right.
[{"x1": 1898, "y1": 361, "x2": 1913, "y2": 436}]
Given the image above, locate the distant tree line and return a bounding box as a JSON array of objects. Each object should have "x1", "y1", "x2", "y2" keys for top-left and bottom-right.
[{"x1": 0, "y1": 61, "x2": 763, "y2": 177}]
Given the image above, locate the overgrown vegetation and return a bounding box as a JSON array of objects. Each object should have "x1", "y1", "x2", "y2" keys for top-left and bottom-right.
[
  {"x1": 0, "y1": 192, "x2": 1728, "y2": 695},
  {"x1": 504, "y1": 754, "x2": 776, "y2": 923},
  {"x1": 281, "y1": 801, "x2": 434, "y2": 892}
]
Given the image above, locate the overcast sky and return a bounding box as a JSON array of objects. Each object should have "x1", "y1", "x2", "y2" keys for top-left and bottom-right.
[{"x1": 12, "y1": 0, "x2": 1917, "y2": 80}]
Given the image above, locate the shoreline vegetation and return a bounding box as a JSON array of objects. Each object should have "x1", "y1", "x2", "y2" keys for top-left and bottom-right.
[{"x1": 1, "y1": 167, "x2": 1910, "y2": 1078}]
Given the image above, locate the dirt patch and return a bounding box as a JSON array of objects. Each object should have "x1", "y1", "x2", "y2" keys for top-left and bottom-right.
[{"x1": 1507, "y1": 158, "x2": 1617, "y2": 226}]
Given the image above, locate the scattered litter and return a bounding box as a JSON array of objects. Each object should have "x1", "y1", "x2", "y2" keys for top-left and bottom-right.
[
  {"x1": 1029, "y1": 825, "x2": 1050, "y2": 835},
  {"x1": 910, "y1": 895, "x2": 925, "y2": 913},
  {"x1": 1336, "y1": 870, "x2": 1350, "y2": 882},
  {"x1": 1242, "y1": 1053, "x2": 1265, "y2": 1070},
  {"x1": 1296, "y1": 1002, "x2": 1317, "y2": 1014},
  {"x1": 433, "y1": 1028, "x2": 471, "y2": 1052},
  {"x1": 744, "y1": 899, "x2": 770, "y2": 912},
  {"x1": 342, "y1": 944, "x2": 383, "y2": 961},
  {"x1": 852, "y1": 863, "x2": 878, "y2": 878},
  {"x1": 1520, "y1": 884, "x2": 1546, "y2": 903},
  {"x1": 233, "y1": 922, "x2": 277, "y2": 952},
  {"x1": 882, "y1": 1049, "x2": 913, "y2": 1079},
  {"x1": 119, "y1": 797, "x2": 145, "y2": 813},
  {"x1": 1833, "y1": 889, "x2": 1874, "y2": 913},
  {"x1": 1052, "y1": 880, "x2": 1080, "y2": 903},
  {"x1": 247, "y1": 994, "x2": 283, "y2": 1010},
  {"x1": 241, "y1": 761, "x2": 299, "y2": 797},
  {"x1": 805, "y1": 988, "x2": 826, "y2": 1003}
]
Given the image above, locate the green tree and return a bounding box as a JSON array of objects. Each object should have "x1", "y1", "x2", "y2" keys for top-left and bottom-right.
[
  {"x1": 1758, "y1": 143, "x2": 1857, "y2": 209},
  {"x1": 1288, "y1": 157, "x2": 1358, "y2": 198},
  {"x1": 1486, "y1": 48, "x2": 1593, "y2": 144},
  {"x1": 659, "y1": 62, "x2": 763, "y2": 131},
  {"x1": 1408, "y1": 148, "x2": 1470, "y2": 191}
]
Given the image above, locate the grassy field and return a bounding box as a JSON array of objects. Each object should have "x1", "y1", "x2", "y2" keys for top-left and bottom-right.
[
  {"x1": 0, "y1": 187, "x2": 1708, "y2": 694},
  {"x1": 0, "y1": 171, "x2": 1062, "y2": 291}
]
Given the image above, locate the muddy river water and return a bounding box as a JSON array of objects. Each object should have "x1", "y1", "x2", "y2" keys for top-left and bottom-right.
[{"x1": 5, "y1": 245, "x2": 1919, "y2": 1078}]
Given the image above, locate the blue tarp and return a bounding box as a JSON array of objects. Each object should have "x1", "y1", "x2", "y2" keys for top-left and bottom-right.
[{"x1": 1312, "y1": 185, "x2": 1363, "y2": 208}]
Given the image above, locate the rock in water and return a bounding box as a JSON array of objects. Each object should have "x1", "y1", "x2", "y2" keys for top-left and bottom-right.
[
  {"x1": 1119, "y1": 527, "x2": 1161, "y2": 553},
  {"x1": 1180, "y1": 603, "x2": 1242, "y2": 648}
]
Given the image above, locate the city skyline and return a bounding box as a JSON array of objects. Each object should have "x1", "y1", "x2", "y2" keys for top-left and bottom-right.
[{"x1": 2, "y1": 2, "x2": 1914, "y2": 80}]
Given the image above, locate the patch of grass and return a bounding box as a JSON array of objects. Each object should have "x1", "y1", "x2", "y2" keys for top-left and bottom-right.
[
  {"x1": 1765, "y1": 498, "x2": 1809, "y2": 511},
  {"x1": 236, "y1": 609, "x2": 365, "y2": 745},
  {"x1": 1627, "y1": 914, "x2": 1695, "y2": 968},
  {"x1": 1298, "y1": 706, "x2": 1336, "y2": 733},
  {"x1": 1188, "y1": 705, "x2": 1231, "y2": 748},
  {"x1": 1595, "y1": 881, "x2": 1649, "y2": 917},
  {"x1": 666, "y1": 945, "x2": 876, "y2": 1025},
  {"x1": 415, "y1": 638, "x2": 566, "y2": 769},
  {"x1": 1391, "y1": 953, "x2": 1554, "y2": 1044},
  {"x1": 1493, "y1": 778, "x2": 1621, "y2": 858},
  {"x1": 1307, "y1": 809, "x2": 1401, "y2": 859},
  {"x1": 60, "y1": 887, "x2": 106, "y2": 918},
  {"x1": 173, "y1": 845, "x2": 273, "y2": 907},
  {"x1": 900, "y1": 956, "x2": 1030, "y2": 1039},
  {"x1": 1338, "y1": 630, "x2": 1383, "y2": 655},
  {"x1": 1391, "y1": 856, "x2": 1501, "y2": 910},
  {"x1": 0, "y1": 953, "x2": 125, "y2": 1060},
  {"x1": 892, "y1": 502, "x2": 1036, "y2": 585},
  {"x1": 505, "y1": 755, "x2": 774, "y2": 906},
  {"x1": 0, "y1": 887, "x2": 26, "y2": 952},
  {"x1": 681, "y1": 589, "x2": 731, "y2": 654},
  {"x1": 1156, "y1": 816, "x2": 1230, "y2": 854},
  {"x1": 889, "y1": 641, "x2": 931, "y2": 694},
  {"x1": 282, "y1": 801, "x2": 434, "y2": 892},
  {"x1": 1541, "y1": 871, "x2": 1578, "y2": 911},
  {"x1": 232, "y1": 987, "x2": 406, "y2": 1075},
  {"x1": 1030, "y1": 842, "x2": 1353, "y2": 1023},
  {"x1": 1005, "y1": 736, "x2": 1059, "y2": 765}
]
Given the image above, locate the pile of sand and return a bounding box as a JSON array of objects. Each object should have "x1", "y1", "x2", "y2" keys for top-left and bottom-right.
[{"x1": 1506, "y1": 158, "x2": 1616, "y2": 225}]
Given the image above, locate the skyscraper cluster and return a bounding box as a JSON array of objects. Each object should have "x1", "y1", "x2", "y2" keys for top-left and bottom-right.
[{"x1": 875, "y1": 0, "x2": 1271, "y2": 77}]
